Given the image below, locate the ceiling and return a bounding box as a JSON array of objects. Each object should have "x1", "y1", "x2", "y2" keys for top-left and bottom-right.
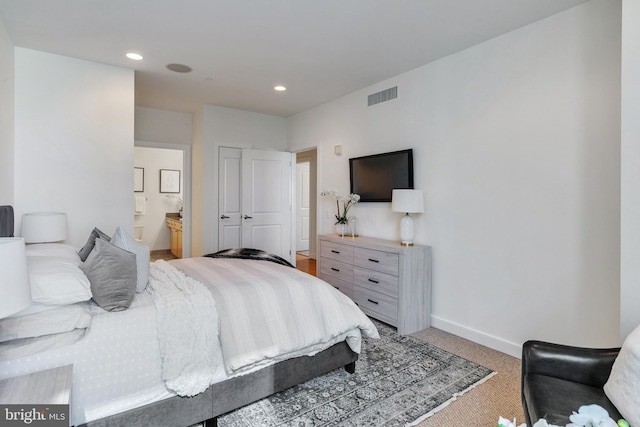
[{"x1": 0, "y1": 0, "x2": 589, "y2": 117}]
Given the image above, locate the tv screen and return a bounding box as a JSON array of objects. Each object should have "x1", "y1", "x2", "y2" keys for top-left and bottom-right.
[{"x1": 349, "y1": 149, "x2": 413, "y2": 202}]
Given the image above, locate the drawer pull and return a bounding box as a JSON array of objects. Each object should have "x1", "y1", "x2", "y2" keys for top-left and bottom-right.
[
  {"x1": 331, "y1": 250, "x2": 340, "y2": 254},
  {"x1": 368, "y1": 258, "x2": 379, "y2": 263},
  {"x1": 368, "y1": 278, "x2": 379, "y2": 284},
  {"x1": 331, "y1": 267, "x2": 340, "y2": 272},
  {"x1": 367, "y1": 298, "x2": 379, "y2": 305}
]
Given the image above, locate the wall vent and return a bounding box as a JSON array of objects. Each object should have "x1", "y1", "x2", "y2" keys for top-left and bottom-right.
[{"x1": 368, "y1": 86, "x2": 397, "y2": 106}]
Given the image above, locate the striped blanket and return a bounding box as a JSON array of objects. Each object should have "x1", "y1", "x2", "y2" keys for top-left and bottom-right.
[{"x1": 170, "y1": 257, "x2": 379, "y2": 375}]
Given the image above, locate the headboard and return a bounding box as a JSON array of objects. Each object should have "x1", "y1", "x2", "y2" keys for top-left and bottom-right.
[{"x1": 0, "y1": 205, "x2": 15, "y2": 237}]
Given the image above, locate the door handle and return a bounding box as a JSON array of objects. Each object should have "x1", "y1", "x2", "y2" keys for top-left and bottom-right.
[
  {"x1": 243, "y1": 215, "x2": 253, "y2": 219},
  {"x1": 220, "y1": 215, "x2": 230, "y2": 219}
]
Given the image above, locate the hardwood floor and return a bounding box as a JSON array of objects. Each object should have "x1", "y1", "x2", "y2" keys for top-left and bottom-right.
[
  {"x1": 150, "y1": 249, "x2": 177, "y2": 262},
  {"x1": 295, "y1": 252, "x2": 316, "y2": 276}
]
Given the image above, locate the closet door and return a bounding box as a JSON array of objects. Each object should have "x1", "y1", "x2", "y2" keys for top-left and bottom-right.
[
  {"x1": 218, "y1": 147, "x2": 295, "y2": 264},
  {"x1": 218, "y1": 147, "x2": 242, "y2": 250},
  {"x1": 241, "y1": 149, "x2": 293, "y2": 262}
]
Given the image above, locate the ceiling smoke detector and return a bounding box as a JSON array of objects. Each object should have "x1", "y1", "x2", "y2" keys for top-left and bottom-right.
[{"x1": 166, "y1": 63, "x2": 193, "y2": 73}]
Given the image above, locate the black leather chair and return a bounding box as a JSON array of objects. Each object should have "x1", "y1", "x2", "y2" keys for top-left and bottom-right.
[{"x1": 521, "y1": 340, "x2": 622, "y2": 426}]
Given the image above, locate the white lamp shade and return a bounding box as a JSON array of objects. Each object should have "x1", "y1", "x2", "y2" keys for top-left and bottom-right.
[
  {"x1": 22, "y1": 212, "x2": 67, "y2": 243},
  {"x1": 0, "y1": 237, "x2": 32, "y2": 318},
  {"x1": 391, "y1": 189, "x2": 424, "y2": 213}
]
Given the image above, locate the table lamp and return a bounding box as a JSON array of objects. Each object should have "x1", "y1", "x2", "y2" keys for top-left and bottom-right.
[
  {"x1": 0, "y1": 237, "x2": 32, "y2": 318},
  {"x1": 391, "y1": 189, "x2": 424, "y2": 246}
]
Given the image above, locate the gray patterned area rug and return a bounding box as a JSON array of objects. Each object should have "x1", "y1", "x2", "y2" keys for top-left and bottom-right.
[{"x1": 217, "y1": 321, "x2": 495, "y2": 427}]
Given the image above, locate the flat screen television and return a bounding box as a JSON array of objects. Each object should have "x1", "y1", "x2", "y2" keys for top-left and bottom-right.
[{"x1": 349, "y1": 149, "x2": 413, "y2": 202}]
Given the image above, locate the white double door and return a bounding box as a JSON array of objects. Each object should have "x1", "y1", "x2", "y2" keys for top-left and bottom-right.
[{"x1": 218, "y1": 147, "x2": 295, "y2": 264}]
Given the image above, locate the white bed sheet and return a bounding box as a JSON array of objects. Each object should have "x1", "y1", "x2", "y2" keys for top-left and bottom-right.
[{"x1": 0, "y1": 293, "x2": 179, "y2": 426}]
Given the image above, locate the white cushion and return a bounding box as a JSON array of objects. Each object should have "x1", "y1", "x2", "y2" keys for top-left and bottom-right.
[
  {"x1": 110, "y1": 226, "x2": 150, "y2": 293},
  {"x1": 0, "y1": 302, "x2": 91, "y2": 342},
  {"x1": 604, "y1": 324, "x2": 640, "y2": 427},
  {"x1": 25, "y1": 243, "x2": 82, "y2": 265},
  {"x1": 27, "y1": 256, "x2": 92, "y2": 306}
]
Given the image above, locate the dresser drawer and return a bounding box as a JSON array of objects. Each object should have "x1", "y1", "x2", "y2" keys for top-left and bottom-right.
[
  {"x1": 353, "y1": 286, "x2": 398, "y2": 323},
  {"x1": 354, "y1": 248, "x2": 399, "y2": 276},
  {"x1": 319, "y1": 257, "x2": 354, "y2": 283},
  {"x1": 320, "y1": 241, "x2": 354, "y2": 264},
  {"x1": 354, "y1": 267, "x2": 399, "y2": 298},
  {"x1": 319, "y1": 274, "x2": 354, "y2": 299}
]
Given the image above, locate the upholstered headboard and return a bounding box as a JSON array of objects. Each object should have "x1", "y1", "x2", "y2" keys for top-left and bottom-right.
[{"x1": 0, "y1": 205, "x2": 15, "y2": 237}]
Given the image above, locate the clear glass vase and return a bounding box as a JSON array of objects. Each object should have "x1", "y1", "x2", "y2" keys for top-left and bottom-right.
[
  {"x1": 335, "y1": 223, "x2": 348, "y2": 236},
  {"x1": 348, "y1": 216, "x2": 358, "y2": 237}
]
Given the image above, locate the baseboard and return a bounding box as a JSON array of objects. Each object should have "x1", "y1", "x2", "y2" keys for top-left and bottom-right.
[{"x1": 430, "y1": 315, "x2": 522, "y2": 359}]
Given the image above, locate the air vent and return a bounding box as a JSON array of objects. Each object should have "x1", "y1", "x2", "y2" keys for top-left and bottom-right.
[{"x1": 368, "y1": 86, "x2": 397, "y2": 106}]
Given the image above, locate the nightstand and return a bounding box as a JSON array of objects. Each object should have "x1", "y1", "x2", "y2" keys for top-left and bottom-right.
[{"x1": 0, "y1": 364, "x2": 72, "y2": 404}]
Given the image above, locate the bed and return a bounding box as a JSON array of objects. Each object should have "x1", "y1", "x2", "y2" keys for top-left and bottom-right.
[{"x1": 0, "y1": 208, "x2": 378, "y2": 427}]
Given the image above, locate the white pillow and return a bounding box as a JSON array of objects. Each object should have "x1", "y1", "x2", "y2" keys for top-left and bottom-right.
[
  {"x1": 110, "y1": 226, "x2": 150, "y2": 293},
  {"x1": 604, "y1": 324, "x2": 640, "y2": 427},
  {"x1": 25, "y1": 243, "x2": 82, "y2": 265},
  {"x1": 27, "y1": 256, "x2": 92, "y2": 306},
  {"x1": 0, "y1": 302, "x2": 91, "y2": 342}
]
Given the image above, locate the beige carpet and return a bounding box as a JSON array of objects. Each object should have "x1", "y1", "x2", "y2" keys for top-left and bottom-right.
[{"x1": 410, "y1": 327, "x2": 525, "y2": 427}]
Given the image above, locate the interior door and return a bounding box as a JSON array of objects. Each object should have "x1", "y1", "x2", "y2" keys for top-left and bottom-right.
[
  {"x1": 218, "y1": 147, "x2": 242, "y2": 249},
  {"x1": 241, "y1": 149, "x2": 294, "y2": 263},
  {"x1": 296, "y1": 159, "x2": 310, "y2": 252},
  {"x1": 218, "y1": 147, "x2": 294, "y2": 264}
]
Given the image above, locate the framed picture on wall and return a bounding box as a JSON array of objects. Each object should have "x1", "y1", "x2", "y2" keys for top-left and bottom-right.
[
  {"x1": 134, "y1": 167, "x2": 144, "y2": 192},
  {"x1": 160, "y1": 169, "x2": 180, "y2": 193}
]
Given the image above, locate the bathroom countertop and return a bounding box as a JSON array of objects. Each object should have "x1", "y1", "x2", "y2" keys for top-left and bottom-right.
[{"x1": 166, "y1": 212, "x2": 182, "y2": 222}]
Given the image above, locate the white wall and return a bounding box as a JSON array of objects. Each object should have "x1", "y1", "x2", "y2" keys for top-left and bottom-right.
[
  {"x1": 288, "y1": 0, "x2": 621, "y2": 356},
  {"x1": 191, "y1": 106, "x2": 205, "y2": 256},
  {"x1": 201, "y1": 105, "x2": 288, "y2": 254},
  {"x1": 0, "y1": 18, "x2": 14, "y2": 206},
  {"x1": 14, "y1": 48, "x2": 134, "y2": 247},
  {"x1": 135, "y1": 106, "x2": 193, "y2": 145},
  {"x1": 620, "y1": 0, "x2": 640, "y2": 339},
  {"x1": 133, "y1": 147, "x2": 183, "y2": 250}
]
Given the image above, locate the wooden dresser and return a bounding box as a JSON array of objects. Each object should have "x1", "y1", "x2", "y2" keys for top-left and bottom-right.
[
  {"x1": 318, "y1": 234, "x2": 432, "y2": 335},
  {"x1": 165, "y1": 216, "x2": 182, "y2": 258}
]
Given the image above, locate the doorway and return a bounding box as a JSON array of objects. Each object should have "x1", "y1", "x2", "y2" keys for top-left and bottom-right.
[
  {"x1": 296, "y1": 148, "x2": 317, "y2": 262},
  {"x1": 134, "y1": 141, "x2": 191, "y2": 259}
]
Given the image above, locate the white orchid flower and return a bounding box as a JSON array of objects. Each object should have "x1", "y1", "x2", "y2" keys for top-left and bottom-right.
[
  {"x1": 497, "y1": 416, "x2": 526, "y2": 427},
  {"x1": 321, "y1": 190, "x2": 360, "y2": 224},
  {"x1": 567, "y1": 404, "x2": 618, "y2": 427}
]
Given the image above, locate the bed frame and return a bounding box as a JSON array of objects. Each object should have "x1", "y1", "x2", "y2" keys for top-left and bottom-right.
[{"x1": 80, "y1": 341, "x2": 357, "y2": 427}]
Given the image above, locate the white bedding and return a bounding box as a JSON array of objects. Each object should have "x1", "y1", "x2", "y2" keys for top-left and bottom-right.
[
  {"x1": 148, "y1": 260, "x2": 222, "y2": 396},
  {"x1": 0, "y1": 256, "x2": 379, "y2": 426},
  {"x1": 171, "y1": 257, "x2": 379, "y2": 374},
  {"x1": 0, "y1": 293, "x2": 174, "y2": 426}
]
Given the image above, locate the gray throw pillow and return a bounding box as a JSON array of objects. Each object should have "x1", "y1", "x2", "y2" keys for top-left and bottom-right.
[
  {"x1": 78, "y1": 227, "x2": 110, "y2": 261},
  {"x1": 81, "y1": 238, "x2": 136, "y2": 312}
]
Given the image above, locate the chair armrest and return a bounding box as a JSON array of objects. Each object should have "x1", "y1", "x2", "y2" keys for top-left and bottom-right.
[{"x1": 522, "y1": 340, "x2": 620, "y2": 388}]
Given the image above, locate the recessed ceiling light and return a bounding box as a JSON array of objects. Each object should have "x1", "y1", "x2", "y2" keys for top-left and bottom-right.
[
  {"x1": 274, "y1": 85, "x2": 287, "y2": 92},
  {"x1": 166, "y1": 63, "x2": 193, "y2": 73},
  {"x1": 126, "y1": 52, "x2": 143, "y2": 61}
]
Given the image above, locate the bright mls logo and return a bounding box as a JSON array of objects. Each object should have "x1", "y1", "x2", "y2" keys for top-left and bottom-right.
[{"x1": 1, "y1": 405, "x2": 68, "y2": 426}]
